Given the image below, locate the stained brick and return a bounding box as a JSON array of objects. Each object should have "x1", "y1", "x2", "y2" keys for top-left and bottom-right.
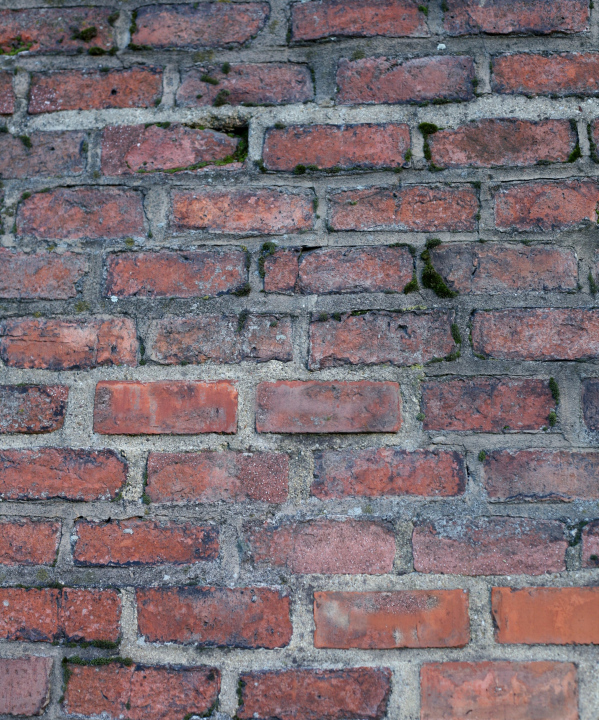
[
  {"x1": 0, "y1": 657, "x2": 53, "y2": 716},
  {"x1": 0, "y1": 250, "x2": 87, "y2": 300},
  {"x1": 582, "y1": 379, "x2": 599, "y2": 432},
  {"x1": 582, "y1": 521, "x2": 599, "y2": 567},
  {"x1": 0, "y1": 131, "x2": 86, "y2": 179},
  {"x1": 0, "y1": 72, "x2": 14, "y2": 114},
  {"x1": 493, "y1": 52, "x2": 599, "y2": 96},
  {"x1": 0, "y1": 385, "x2": 68, "y2": 434},
  {"x1": 0, "y1": 519, "x2": 61, "y2": 565}
]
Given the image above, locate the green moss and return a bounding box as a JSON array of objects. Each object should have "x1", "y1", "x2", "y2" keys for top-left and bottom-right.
[
  {"x1": 19, "y1": 135, "x2": 32, "y2": 149},
  {"x1": 549, "y1": 377, "x2": 560, "y2": 405},
  {"x1": 237, "y1": 309, "x2": 249, "y2": 332},
  {"x1": 72, "y1": 26, "x2": 98, "y2": 42},
  {"x1": 451, "y1": 323, "x2": 462, "y2": 345},
  {"x1": 589, "y1": 271, "x2": 598, "y2": 295},
  {"x1": 213, "y1": 89, "x2": 230, "y2": 106},
  {"x1": 258, "y1": 241, "x2": 277, "y2": 278},
  {"x1": 255, "y1": 159, "x2": 266, "y2": 173},
  {"x1": 568, "y1": 520, "x2": 589, "y2": 547},
  {"x1": 293, "y1": 164, "x2": 306, "y2": 175},
  {"x1": 88, "y1": 46, "x2": 106, "y2": 55},
  {"x1": 222, "y1": 62, "x2": 231, "y2": 74},
  {"x1": 416, "y1": 412, "x2": 425, "y2": 421},
  {"x1": 201, "y1": 74, "x2": 220, "y2": 85},
  {"x1": 547, "y1": 410, "x2": 557, "y2": 427},
  {"x1": 421, "y1": 240, "x2": 457, "y2": 299},
  {"x1": 403, "y1": 274, "x2": 419, "y2": 294},
  {"x1": 64, "y1": 656, "x2": 133, "y2": 667},
  {"x1": 478, "y1": 450, "x2": 486, "y2": 462},
  {"x1": 418, "y1": 4, "x2": 428, "y2": 15},
  {"x1": 567, "y1": 141, "x2": 582, "y2": 163},
  {"x1": 318, "y1": 312, "x2": 328, "y2": 322},
  {"x1": 21, "y1": 190, "x2": 32, "y2": 200},
  {"x1": 108, "y1": 11, "x2": 120, "y2": 25},
  {"x1": 232, "y1": 283, "x2": 250, "y2": 297},
  {"x1": 129, "y1": 10, "x2": 138, "y2": 34},
  {"x1": 404, "y1": 148, "x2": 412, "y2": 163},
  {"x1": 351, "y1": 49, "x2": 365, "y2": 60}
]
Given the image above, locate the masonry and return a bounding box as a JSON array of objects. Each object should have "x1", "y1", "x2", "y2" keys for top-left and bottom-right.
[{"x1": 0, "y1": 0, "x2": 599, "y2": 717}]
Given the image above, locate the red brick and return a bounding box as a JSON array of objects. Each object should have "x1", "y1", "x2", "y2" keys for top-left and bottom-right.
[
  {"x1": 263, "y1": 123, "x2": 410, "y2": 171},
  {"x1": 492, "y1": 587, "x2": 599, "y2": 645},
  {"x1": 148, "y1": 314, "x2": 292, "y2": 364},
  {"x1": 493, "y1": 52, "x2": 599, "y2": 96},
  {"x1": 132, "y1": 3, "x2": 268, "y2": 48},
  {"x1": 429, "y1": 243, "x2": 577, "y2": 294},
  {"x1": 0, "y1": 131, "x2": 86, "y2": 179},
  {"x1": 73, "y1": 519, "x2": 219, "y2": 566},
  {"x1": 177, "y1": 64, "x2": 313, "y2": 106},
  {"x1": 484, "y1": 450, "x2": 599, "y2": 502},
  {"x1": 329, "y1": 185, "x2": 478, "y2": 232},
  {"x1": 444, "y1": 0, "x2": 589, "y2": 35},
  {"x1": 18, "y1": 187, "x2": 145, "y2": 240},
  {"x1": 313, "y1": 448, "x2": 466, "y2": 498},
  {"x1": 0, "y1": 7, "x2": 115, "y2": 54},
  {"x1": 0, "y1": 317, "x2": 137, "y2": 370},
  {"x1": 64, "y1": 663, "x2": 220, "y2": 720},
  {"x1": 105, "y1": 250, "x2": 247, "y2": 298},
  {"x1": 336, "y1": 55, "x2": 474, "y2": 104},
  {"x1": 256, "y1": 381, "x2": 401, "y2": 433},
  {"x1": 0, "y1": 448, "x2": 126, "y2": 501},
  {"x1": 0, "y1": 249, "x2": 87, "y2": 300},
  {"x1": 413, "y1": 517, "x2": 567, "y2": 575},
  {"x1": 246, "y1": 518, "x2": 396, "y2": 574},
  {"x1": 582, "y1": 379, "x2": 599, "y2": 432},
  {"x1": 94, "y1": 381, "x2": 237, "y2": 435},
  {"x1": 582, "y1": 521, "x2": 599, "y2": 567},
  {"x1": 309, "y1": 310, "x2": 456, "y2": 369},
  {"x1": 421, "y1": 662, "x2": 578, "y2": 720},
  {"x1": 0, "y1": 519, "x2": 61, "y2": 565},
  {"x1": 101, "y1": 124, "x2": 239, "y2": 175},
  {"x1": 0, "y1": 385, "x2": 68, "y2": 434},
  {"x1": 29, "y1": 67, "x2": 162, "y2": 114},
  {"x1": 0, "y1": 656, "x2": 52, "y2": 716},
  {"x1": 428, "y1": 119, "x2": 576, "y2": 168},
  {"x1": 0, "y1": 587, "x2": 120, "y2": 643},
  {"x1": 0, "y1": 72, "x2": 14, "y2": 114},
  {"x1": 422, "y1": 378, "x2": 555, "y2": 432},
  {"x1": 494, "y1": 179, "x2": 599, "y2": 231},
  {"x1": 238, "y1": 668, "x2": 391, "y2": 720},
  {"x1": 147, "y1": 451, "x2": 289, "y2": 503},
  {"x1": 137, "y1": 586, "x2": 291, "y2": 648},
  {"x1": 263, "y1": 249, "x2": 300, "y2": 293}
]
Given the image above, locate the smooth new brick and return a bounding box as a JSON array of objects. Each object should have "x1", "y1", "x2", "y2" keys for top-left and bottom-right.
[
  {"x1": 314, "y1": 590, "x2": 469, "y2": 648},
  {"x1": 582, "y1": 521, "x2": 599, "y2": 567},
  {"x1": 582, "y1": 379, "x2": 599, "y2": 431},
  {"x1": 18, "y1": 187, "x2": 145, "y2": 240},
  {"x1": 313, "y1": 448, "x2": 466, "y2": 498},
  {"x1": 29, "y1": 67, "x2": 162, "y2": 114},
  {"x1": 147, "y1": 451, "x2": 289, "y2": 503},
  {"x1": 0, "y1": 72, "x2": 14, "y2": 114},
  {"x1": 0, "y1": 657, "x2": 52, "y2": 716},
  {"x1": 0, "y1": 131, "x2": 86, "y2": 179},
  {"x1": 238, "y1": 668, "x2": 391, "y2": 720},
  {"x1": 421, "y1": 662, "x2": 578, "y2": 720},
  {"x1": 137, "y1": 587, "x2": 291, "y2": 648},
  {"x1": 263, "y1": 123, "x2": 410, "y2": 171},
  {"x1": 337, "y1": 55, "x2": 475, "y2": 104},
  {"x1": 0, "y1": 448, "x2": 126, "y2": 501},
  {"x1": 0, "y1": 519, "x2": 61, "y2": 565},
  {"x1": 0, "y1": 317, "x2": 137, "y2": 370},
  {"x1": 64, "y1": 663, "x2": 220, "y2": 720},
  {"x1": 429, "y1": 243, "x2": 577, "y2": 294},
  {"x1": 309, "y1": 310, "x2": 456, "y2": 369},
  {"x1": 0, "y1": 250, "x2": 87, "y2": 300},
  {"x1": 256, "y1": 381, "x2": 401, "y2": 433},
  {"x1": 413, "y1": 517, "x2": 567, "y2": 575},
  {"x1": 74, "y1": 519, "x2": 219, "y2": 566},
  {"x1": 329, "y1": 185, "x2": 478, "y2": 232},
  {"x1": 428, "y1": 119, "x2": 576, "y2": 168},
  {"x1": 246, "y1": 518, "x2": 396, "y2": 574},
  {"x1": 177, "y1": 63, "x2": 313, "y2": 106},
  {"x1": 492, "y1": 587, "x2": 599, "y2": 645},
  {"x1": 173, "y1": 188, "x2": 315, "y2": 234},
  {"x1": 0, "y1": 385, "x2": 68, "y2": 434},
  {"x1": 422, "y1": 378, "x2": 555, "y2": 432},
  {"x1": 148, "y1": 314, "x2": 293, "y2": 364},
  {"x1": 94, "y1": 381, "x2": 237, "y2": 435},
  {"x1": 493, "y1": 52, "x2": 599, "y2": 96}
]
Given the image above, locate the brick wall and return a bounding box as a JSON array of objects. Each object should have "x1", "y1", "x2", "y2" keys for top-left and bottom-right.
[{"x1": 1, "y1": 1, "x2": 599, "y2": 718}]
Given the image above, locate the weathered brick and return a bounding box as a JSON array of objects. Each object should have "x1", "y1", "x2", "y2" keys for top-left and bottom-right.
[
  {"x1": 177, "y1": 64, "x2": 313, "y2": 106},
  {"x1": 147, "y1": 451, "x2": 289, "y2": 503},
  {"x1": 238, "y1": 668, "x2": 392, "y2": 720},
  {"x1": 309, "y1": 310, "x2": 456, "y2": 369},
  {"x1": 312, "y1": 448, "x2": 466, "y2": 498},
  {"x1": 29, "y1": 67, "x2": 162, "y2": 114},
  {"x1": 148, "y1": 314, "x2": 293, "y2": 364},
  {"x1": 329, "y1": 185, "x2": 478, "y2": 232},
  {"x1": 0, "y1": 250, "x2": 87, "y2": 300},
  {"x1": 0, "y1": 317, "x2": 137, "y2": 370},
  {"x1": 314, "y1": 590, "x2": 469, "y2": 648},
  {"x1": 0, "y1": 72, "x2": 14, "y2": 114},
  {"x1": 421, "y1": 662, "x2": 578, "y2": 720},
  {"x1": 428, "y1": 119, "x2": 576, "y2": 168},
  {"x1": 0, "y1": 131, "x2": 86, "y2": 179},
  {"x1": 0, "y1": 448, "x2": 126, "y2": 501},
  {"x1": 64, "y1": 663, "x2": 220, "y2": 720},
  {"x1": 0, "y1": 656, "x2": 52, "y2": 716},
  {"x1": 263, "y1": 249, "x2": 300, "y2": 293},
  {"x1": 422, "y1": 378, "x2": 555, "y2": 432},
  {"x1": 582, "y1": 521, "x2": 599, "y2": 567},
  {"x1": 246, "y1": 518, "x2": 396, "y2": 574},
  {"x1": 18, "y1": 187, "x2": 145, "y2": 240},
  {"x1": 73, "y1": 519, "x2": 219, "y2": 566},
  {"x1": 492, "y1": 586, "x2": 599, "y2": 645},
  {"x1": 413, "y1": 517, "x2": 567, "y2": 575},
  {"x1": 337, "y1": 55, "x2": 475, "y2": 104},
  {"x1": 256, "y1": 381, "x2": 401, "y2": 433},
  {"x1": 0, "y1": 385, "x2": 68, "y2": 434},
  {"x1": 263, "y1": 123, "x2": 410, "y2": 171},
  {"x1": 94, "y1": 381, "x2": 237, "y2": 435},
  {"x1": 493, "y1": 52, "x2": 599, "y2": 96},
  {"x1": 582, "y1": 379, "x2": 599, "y2": 432},
  {"x1": 173, "y1": 188, "x2": 315, "y2": 234},
  {"x1": 137, "y1": 587, "x2": 291, "y2": 647},
  {"x1": 0, "y1": 519, "x2": 61, "y2": 565}
]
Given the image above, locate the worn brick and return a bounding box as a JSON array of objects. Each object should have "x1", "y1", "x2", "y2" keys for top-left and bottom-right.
[
  {"x1": 263, "y1": 249, "x2": 300, "y2": 293},
  {"x1": 0, "y1": 519, "x2": 61, "y2": 565},
  {"x1": 0, "y1": 72, "x2": 14, "y2": 114},
  {"x1": 0, "y1": 131, "x2": 86, "y2": 179},
  {"x1": 582, "y1": 379, "x2": 599, "y2": 432},
  {"x1": 493, "y1": 52, "x2": 599, "y2": 96},
  {"x1": 0, "y1": 656, "x2": 52, "y2": 716},
  {"x1": 582, "y1": 521, "x2": 599, "y2": 567},
  {"x1": 0, "y1": 385, "x2": 68, "y2": 434},
  {"x1": 0, "y1": 250, "x2": 87, "y2": 300}
]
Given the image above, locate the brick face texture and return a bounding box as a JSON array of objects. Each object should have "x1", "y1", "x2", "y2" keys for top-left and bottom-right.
[{"x1": 1, "y1": 1, "x2": 599, "y2": 716}]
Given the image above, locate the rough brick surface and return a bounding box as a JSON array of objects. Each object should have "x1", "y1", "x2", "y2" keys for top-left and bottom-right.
[
  {"x1": 0, "y1": 656, "x2": 52, "y2": 716},
  {"x1": 0, "y1": 385, "x2": 68, "y2": 434},
  {"x1": 0, "y1": 131, "x2": 86, "y2": 178},
  {"x1": 582, "y1": 379, "x2": 599, "y2": 431},
  {"x1": 493, "y1": 52, "x2": 599, "y2": 96},
  {"x1": 0, "y1": 250, "x2": 87, "y2": 300},
  {"x1": 0, "y1": 519, "x2": 61, "y2": 565},
  {"x1": 582, "y1": 521, "x2": 599, "y2": 567},
  {"x1": 0, "y1": 72, "x2": 14, "y2": 114}
]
